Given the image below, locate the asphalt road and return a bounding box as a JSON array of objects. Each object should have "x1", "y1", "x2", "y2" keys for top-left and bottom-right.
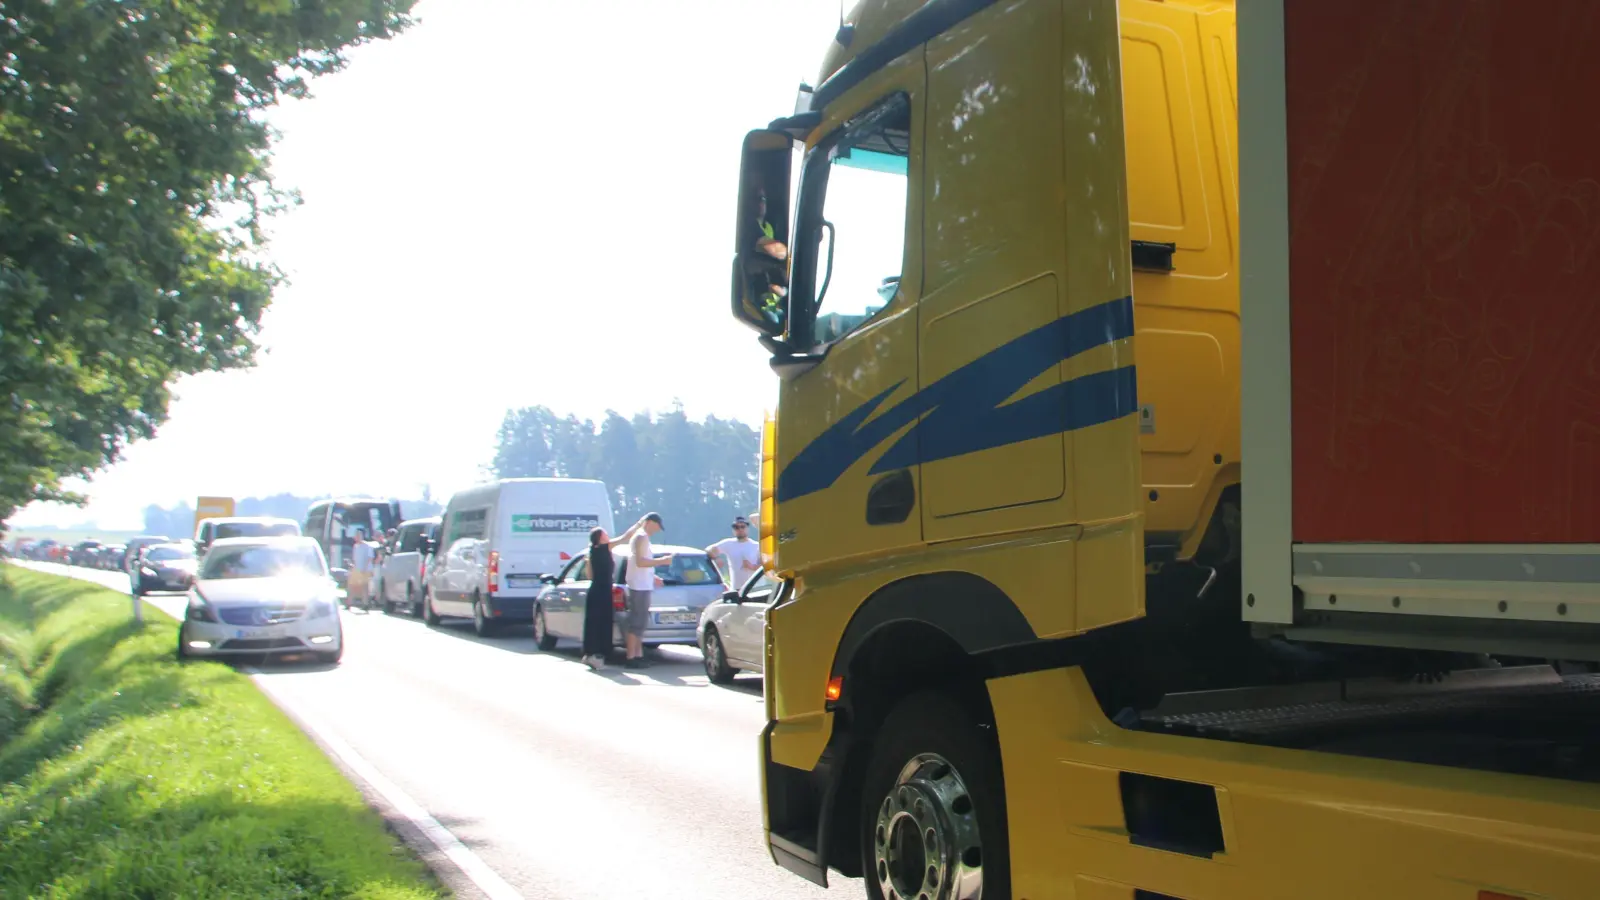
[{"x1": 18, "y1": 561, "x2": 862, "y2": 900}]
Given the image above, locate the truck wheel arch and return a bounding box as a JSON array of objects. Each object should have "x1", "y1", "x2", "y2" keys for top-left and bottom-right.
[
  {"x1": 827, "y1": 570, "x2": 1037, "y2": 682},
  {"x1": 816, "y1": 570, "x2": 1034, "y2": 880}
]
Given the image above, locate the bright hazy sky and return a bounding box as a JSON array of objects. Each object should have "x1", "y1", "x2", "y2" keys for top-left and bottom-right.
[{"x1": 16, "y1": 0, "x2": 854, "y2": 530}]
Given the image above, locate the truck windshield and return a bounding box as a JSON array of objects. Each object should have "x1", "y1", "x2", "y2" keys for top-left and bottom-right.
[{"x1": 796, "y1": 94, "x2": 911, "y2": 348}]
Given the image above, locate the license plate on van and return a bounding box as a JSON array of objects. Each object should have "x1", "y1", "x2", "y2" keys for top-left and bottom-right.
[
  {"x1": 655, "y1": 611, "x2": 696, "y2": 626},
  {"x1": 506, "y1": 575, "x2": 541, "y2": 587}
]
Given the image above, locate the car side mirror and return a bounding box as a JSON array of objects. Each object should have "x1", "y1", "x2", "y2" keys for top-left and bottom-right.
[
  {"x1": 722, "y1": 590, "x2": 740, "y2": 603},
  {"x1": 541, "y1": 574, "x2": 559, "y2": 585},
  {"x1": 732, "y1": 128, "x2": 795, "y2": 339},
  {"x1": 329, "y1": 567, "x2": 349, "y2": 588}
]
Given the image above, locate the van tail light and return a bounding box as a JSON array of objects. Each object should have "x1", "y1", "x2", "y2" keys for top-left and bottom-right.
[
  {"x1": 488, "y1": 550, "x2": 500, "y2": 594},
  {"x1": 612, "y1": 585, "x2": 626, "y2": 611}
]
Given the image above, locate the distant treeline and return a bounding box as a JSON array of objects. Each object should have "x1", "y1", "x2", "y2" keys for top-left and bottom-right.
[
  {"x1": 492, "y1": 402, "x2": 760, "y2": 551},
  {"x1": 141, "y1": 493, "x2": 445, "y2": 541},
  {"x1": 136, "y1": 404, "x2": 761, "y2": 552}
]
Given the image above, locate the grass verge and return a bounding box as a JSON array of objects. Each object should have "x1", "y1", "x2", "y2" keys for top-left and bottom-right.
[{"x1": 0, "y1": 566, "x2": 446, "y2": 899}]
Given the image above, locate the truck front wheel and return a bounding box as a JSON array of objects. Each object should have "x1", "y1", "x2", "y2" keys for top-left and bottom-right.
[{"x1": 859, "y1": 691, "x2": 1009, "y2": 900}]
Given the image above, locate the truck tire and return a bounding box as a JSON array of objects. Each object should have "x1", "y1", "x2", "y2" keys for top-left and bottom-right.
[{"x1": 860, "y1": 690, "x2": 1009, "y2": 900}]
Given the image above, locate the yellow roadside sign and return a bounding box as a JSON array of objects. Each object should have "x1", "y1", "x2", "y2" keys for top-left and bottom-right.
[{"x1": 193, "y1": 496, "x2": 235, "y2": 532}]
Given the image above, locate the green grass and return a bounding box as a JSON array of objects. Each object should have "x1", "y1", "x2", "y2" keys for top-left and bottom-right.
[{"x1": 0, "y1": 567, "x2": 447, "y2": 899}]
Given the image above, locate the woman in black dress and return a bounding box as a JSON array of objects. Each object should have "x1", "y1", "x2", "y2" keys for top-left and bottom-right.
[{"x1": 581, "y1": 517, "x2": 646, "y2": 671}]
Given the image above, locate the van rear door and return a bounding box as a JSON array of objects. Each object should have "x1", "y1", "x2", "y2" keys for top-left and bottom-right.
[{"x1": 493, "y1": 481, "x2": 615, "y2": 593}]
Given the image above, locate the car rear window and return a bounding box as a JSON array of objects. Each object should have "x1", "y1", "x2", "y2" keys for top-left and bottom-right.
[
  {"x1": 147, "y1": 546, "x2": 195, "y2": 561},
  {"x1": 628, "y1": 553, "x2": 720, "y2": 587}
]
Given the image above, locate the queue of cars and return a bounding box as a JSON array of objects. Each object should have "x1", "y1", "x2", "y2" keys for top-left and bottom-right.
[
  {"x1": 337, "y1": 477, "x2": 772, "y2": 684},
  {"x1": 23, "y1": 478, "x2": 772, "y2": 684}
]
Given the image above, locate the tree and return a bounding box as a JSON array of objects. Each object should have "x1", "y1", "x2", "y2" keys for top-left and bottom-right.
[
  {"x1": 492, "y1": 405, "x2": 760, "y2": 550},
  {"x1": 0, "y1": 0, "x2": 417, "y2": 526}
]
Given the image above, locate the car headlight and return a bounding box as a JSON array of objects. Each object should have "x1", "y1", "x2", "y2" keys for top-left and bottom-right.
[
  {"x1": 141, "y1": 566, "x2": 157, "y2": 576},
  {"x1": 185, "y1": 597, "x2": 219, "y2": 623},
  {"x1": 308, "y1": 598, "x2": 336, "y2": 619}
]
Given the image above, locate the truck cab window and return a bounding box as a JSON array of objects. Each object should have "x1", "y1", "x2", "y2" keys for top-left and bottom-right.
[{"x1": 794, "y1": 95, "x2": 911, "y2": 349}]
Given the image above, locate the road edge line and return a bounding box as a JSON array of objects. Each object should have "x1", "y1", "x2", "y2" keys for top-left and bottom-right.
[{"x1": 243, "y1": 667, "x2": 526, "y2": 900}]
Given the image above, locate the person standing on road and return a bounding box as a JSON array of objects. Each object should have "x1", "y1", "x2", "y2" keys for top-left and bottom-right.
[
  {"x1": 580, "y1": 516, "x2": 648, "y2": 671},
  {"x1": 348, "y1": 528, "x2": 375, "y2": 610},
  {"x1": 624, "y1": 512, "x2": 673, "y2": 670},
  {"x1": 706, "y1": 516, "x2": 762, "y2": 589}
]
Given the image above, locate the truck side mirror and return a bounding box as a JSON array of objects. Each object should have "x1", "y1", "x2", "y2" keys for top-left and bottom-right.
[{"x1": 732, "y1": 128, "x2": 795, "y2": 338}]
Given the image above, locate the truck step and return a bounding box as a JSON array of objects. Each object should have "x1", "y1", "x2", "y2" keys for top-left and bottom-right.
[{"x1": 1139, "y1": 666, "x2": 1600, "y2": 754}]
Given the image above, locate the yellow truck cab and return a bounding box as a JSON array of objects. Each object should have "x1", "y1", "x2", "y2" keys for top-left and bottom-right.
[{"x1": 729, "y1": 1, "x2": 1600, "y2": 898}]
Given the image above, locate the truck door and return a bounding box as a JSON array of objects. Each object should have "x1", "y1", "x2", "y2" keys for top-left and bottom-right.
[
  {"x1": 915, "y1": 0, "x2": 1140, "y2": 554},
  {"x1": 772, "y1": 50, "x2": 927, "y2": 571}
]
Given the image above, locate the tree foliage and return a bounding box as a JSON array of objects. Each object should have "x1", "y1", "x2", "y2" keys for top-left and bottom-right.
[
  {"x1": 493, "y1": 404, "x2": 760, "y2": 550},
  {"x1": 0, "y1": 0, "x2": 416, "y2": 527}
]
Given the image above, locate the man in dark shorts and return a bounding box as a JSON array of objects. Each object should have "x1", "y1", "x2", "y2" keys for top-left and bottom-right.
[{"x1": 624, "y1": 512, "x2": 673, "y2": 669}]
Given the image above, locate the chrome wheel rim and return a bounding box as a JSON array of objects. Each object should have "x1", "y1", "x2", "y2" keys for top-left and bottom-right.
[
  {"x1": 873, "y1": 753, "x2": 983, "y2": 900},
  {"x1": 705, "y1": 632, "x2": 722, "y2": 676}
]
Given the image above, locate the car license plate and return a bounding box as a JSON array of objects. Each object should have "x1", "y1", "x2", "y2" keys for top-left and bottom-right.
[
  {"x1": 233, "y1": 628, "x2": 274, "y2": 640},
  {"x1": 655, "y1": 611, "x2": 696, "y2": 626}
]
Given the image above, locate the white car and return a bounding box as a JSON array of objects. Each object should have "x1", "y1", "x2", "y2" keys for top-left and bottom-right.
[
  {"x1": 177, "y1": 535, "x2": 344, "y2": 665},
  {"x1": 194, "y1": 516, "x2": 301, "y2": 558},
  {"x1": 697, "y1": 568, "x2": 785, "y2": 684},
  {"x1": 377, "y1": 516, "x2": 440, "y2": 616}
]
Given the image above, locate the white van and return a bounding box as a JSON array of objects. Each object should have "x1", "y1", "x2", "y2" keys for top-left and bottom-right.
[{"x1": 421, "y1": 478, "x2": 615, "y2": 637}]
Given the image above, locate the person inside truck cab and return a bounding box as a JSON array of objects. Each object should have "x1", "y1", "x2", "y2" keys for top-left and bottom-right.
[{"x1": 743, "y1": 182, "x2": 788, "y2": 330}]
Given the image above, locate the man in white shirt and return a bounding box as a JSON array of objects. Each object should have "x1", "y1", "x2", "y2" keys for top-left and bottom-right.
[
  {"x1": 348, "y1": 528, "x2": 375, "y2": 610},
  {"x1": 625, "y1": 512, "x2": 673, "y2": 669},
  {"x1": 706, "y1": 516, "x2": 762, "y2": 589}
]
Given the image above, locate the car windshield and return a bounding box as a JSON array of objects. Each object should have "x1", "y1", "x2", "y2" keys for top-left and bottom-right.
[
  {"x1": 147, "y1": 546, "x2": 195, "y2": 562},
  {"x1": 201, "y1": 544, "x2": 325, "y2": 580},
  {"x1": 215, "y1": 521, "x2": 297, "y2": 540}
]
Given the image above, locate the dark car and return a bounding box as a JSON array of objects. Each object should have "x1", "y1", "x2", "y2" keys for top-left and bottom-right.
[{"x1": 133, "y1": 542, "x2": 200, "y2": 595}]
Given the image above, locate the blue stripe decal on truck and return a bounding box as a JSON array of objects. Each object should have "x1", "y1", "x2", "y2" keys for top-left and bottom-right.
[{"x1": 776, "y1": 295, "x2": 1138, "y2": 503}]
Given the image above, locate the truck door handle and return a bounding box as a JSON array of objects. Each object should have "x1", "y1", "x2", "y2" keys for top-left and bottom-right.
[
  {"x1": 866, "y1": 469, "x2": 915, "y2": 525},
  {"x1": 1131, "y1": 239, "x2": 1176, "y2": 273}
]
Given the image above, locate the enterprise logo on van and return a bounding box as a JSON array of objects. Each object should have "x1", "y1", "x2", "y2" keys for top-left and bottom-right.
[{"x1": 511, "y1": 514, "x2": 600, "y2": 535}]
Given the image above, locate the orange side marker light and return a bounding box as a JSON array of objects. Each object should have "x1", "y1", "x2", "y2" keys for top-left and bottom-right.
[{"x1": 825, "y1": 676, "x2": 843, "y2": 703}]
